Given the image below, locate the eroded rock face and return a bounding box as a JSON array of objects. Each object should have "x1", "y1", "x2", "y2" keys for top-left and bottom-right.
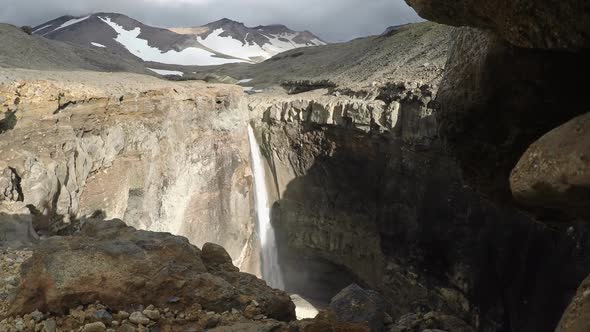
[
  {"x1": 0, "y1": 70, "x2": 257, "y2": 272},
  {"x1": 248, "y1": 82, "x2": 437, "y2": 144},
  {"x1": 7, "y1": 219, "x2": 295, "y2": 322},
  {"x1": 511, "y1": 112, "x2": 590, "y2": 220},
  {"x1": 404, "y1": 0, "x2": 590, "y2": 49}
]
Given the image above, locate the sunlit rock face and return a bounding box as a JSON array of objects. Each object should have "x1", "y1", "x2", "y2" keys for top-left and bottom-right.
[{"x1": 0, "y1": 70, "x2": 259, "y2": 273}]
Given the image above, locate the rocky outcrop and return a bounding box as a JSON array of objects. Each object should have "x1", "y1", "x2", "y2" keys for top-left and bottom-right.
[
  {"x1": 404, "y1": 0, "x2": 590, "y2": 49},
  {"x1": 0, "y1": 70, "x2": 257, "y2": 272},
  {"x1": 511, "y1": 112, "x2": 590, "y2": 220},
  {"x1": 280, "y1": 80, "x2": 337, "y2": 95},
  {"x1": 328, "y1": 284, "x2": 386, "y2": 332},
  {"x1": 7, "y1": 219, "x2": 295, "y2": 321},
  {"x1": 248, "y1": 82, "x2": 437, "y2": 144}
]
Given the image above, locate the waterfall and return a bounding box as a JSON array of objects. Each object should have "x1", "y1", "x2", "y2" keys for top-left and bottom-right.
[{"x1": 247, "y1": 124, "x2": 285, "y2": 290}]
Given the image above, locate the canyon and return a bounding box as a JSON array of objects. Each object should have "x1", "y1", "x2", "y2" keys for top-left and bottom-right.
[{"x1": 1, "y1": 1, "x2": 589, "y2": 331}]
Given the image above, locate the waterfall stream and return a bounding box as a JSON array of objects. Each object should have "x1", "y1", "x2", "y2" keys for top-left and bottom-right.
[{"x1": 247, "y1": 124, "x2": 285, "y2": 290}]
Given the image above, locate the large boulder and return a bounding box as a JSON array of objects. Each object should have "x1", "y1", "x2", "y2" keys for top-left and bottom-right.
[
  {"x1": 404, "y1": 0, "x2": 590, "y2": 49},
  {"x1": 511, "y1": 112, "x2": 590, "y2": 219},
  {"x1": 556, "y1": 274, "x2": 590, "y2": 332},
  {"x1": 6, "y1": 219, "x2": 295, "y2": 321},
  {"x1": 328, "y1": 284, "x2": 386, "y2": 332}
]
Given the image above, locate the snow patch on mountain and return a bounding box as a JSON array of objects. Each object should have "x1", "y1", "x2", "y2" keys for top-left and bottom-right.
[
  {"x1": 51, "y1": 16, "x2": 91, "y2": 34},
  {"x1": 197, "y1": 28, "x2": 325, "y2": 61},
  {"x1": 32, "y1": 24, "x2": 52, "y2": 34},
  {"x1": 147, "y1": 68, "x2": 184, "y2": 76},
  {"x1": 99, "y1": 16, "x2": 246, "y2": 66},
  {"x1": 197, "y1": 28, "x2": 268, "y2": 61},
  {"x1": 91, "y1": 42, "x2": 106, "y2": 48}
]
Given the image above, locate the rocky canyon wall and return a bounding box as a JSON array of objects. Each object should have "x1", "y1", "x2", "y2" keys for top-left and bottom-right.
[
  {"x1": 0, "y1": 70, "x2": 259, "y2": 272},
  {"x1": 246, "y1": 83, "x2": 590, "y2": 332}
]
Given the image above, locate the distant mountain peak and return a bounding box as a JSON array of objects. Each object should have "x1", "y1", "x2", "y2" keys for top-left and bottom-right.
[{"x1": 32, "y1": 12, "x2": 327, "y2": 66}]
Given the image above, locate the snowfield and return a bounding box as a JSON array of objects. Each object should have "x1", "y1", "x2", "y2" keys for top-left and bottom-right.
[
  {"x1": 197, "y1": 28, "x2": 269, "y2": 61},
  {"x1": 99, "y1": 16, "x2": 247, "y2": 66},
  {"x1": 197, "y1": 29, "x2": 326, "y2": 62},
  {"x1": 49, "y1": 16, "x2": 91, "y2": 34},
  {"x1": 32, "y1": 24, "x2": 52, "y2": 34},
  {"x1": 147, "y1": 68, "x2": 184, "y2": 76}
]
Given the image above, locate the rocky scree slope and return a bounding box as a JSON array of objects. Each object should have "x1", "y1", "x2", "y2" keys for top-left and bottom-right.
[{"x1": 191, "y1": 22, "x2": 452, "y2": 90}]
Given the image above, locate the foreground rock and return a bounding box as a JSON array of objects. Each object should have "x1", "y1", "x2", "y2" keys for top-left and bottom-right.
[
  {"x1": 6, "y1": 219, "x2": 295, "y2": 321},
  {"x1": 511, "y1": 112, "x2": 590, "y2": 219},
  {"x1": 329, "y1": 284, "x2": 386, "y2": 332}
]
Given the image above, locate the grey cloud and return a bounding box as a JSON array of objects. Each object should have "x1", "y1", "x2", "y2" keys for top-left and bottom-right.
[{"x1": 0, "y1": 0, "x2": 422, "y2": 42}]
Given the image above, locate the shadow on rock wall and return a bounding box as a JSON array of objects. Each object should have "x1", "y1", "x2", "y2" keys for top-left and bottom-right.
[{"x1": 265, "y1": 124, "x2": 590, "y2": 332}]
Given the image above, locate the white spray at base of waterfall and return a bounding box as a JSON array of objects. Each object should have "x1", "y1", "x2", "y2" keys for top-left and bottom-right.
[{"x1": 247, "y1": 124, "x2": 285, "y2": 290}]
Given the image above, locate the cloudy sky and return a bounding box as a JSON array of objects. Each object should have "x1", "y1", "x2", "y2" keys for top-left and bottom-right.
[{"x1": 0, "y1": 0, "x2": 421, "y2": 42}]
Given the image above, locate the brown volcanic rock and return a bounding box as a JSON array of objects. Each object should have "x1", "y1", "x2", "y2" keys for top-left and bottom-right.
[
  {"x1": 556, "y1": 274, "x2": 590, "y2": 332},
  {"x1": 6, "y1": 219, "x2": 295, "y2": 321},
  {"x1": 404, "y1": 0, "x2": 590, "y2": 49},
  {"x1": 511, "y1": 112, "x2": 590, "y2": 219}
]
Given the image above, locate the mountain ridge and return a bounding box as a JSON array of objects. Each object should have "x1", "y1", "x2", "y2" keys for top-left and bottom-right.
[{"x1": 32, "y1": 13, "x2": 326, "y2": 66}]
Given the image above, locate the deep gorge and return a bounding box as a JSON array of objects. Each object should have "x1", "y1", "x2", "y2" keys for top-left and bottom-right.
[{"x1": 1, "y1": 1, "x2": 590, "y2": 330}]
